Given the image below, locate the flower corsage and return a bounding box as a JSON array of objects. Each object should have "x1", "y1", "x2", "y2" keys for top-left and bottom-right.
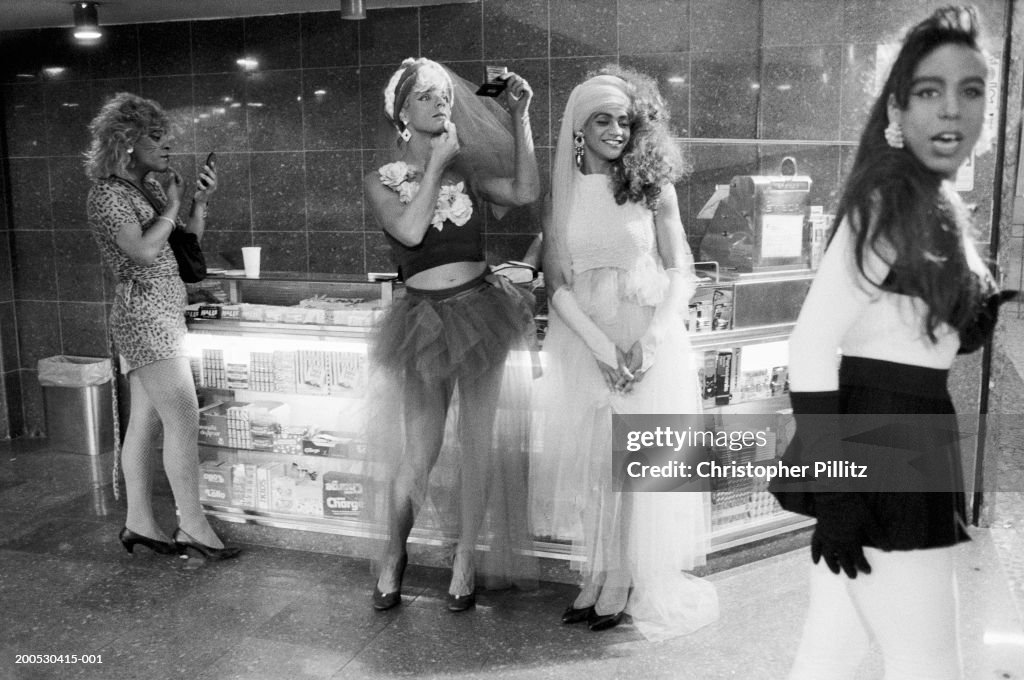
[{"x1": 378, "y1": 161, "x2": 473, "y2": 231}]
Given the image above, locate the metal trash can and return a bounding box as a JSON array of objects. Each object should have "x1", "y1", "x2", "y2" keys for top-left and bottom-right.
[{"x1": 38, "y1": 355, "x2": 114, "y2": 456}]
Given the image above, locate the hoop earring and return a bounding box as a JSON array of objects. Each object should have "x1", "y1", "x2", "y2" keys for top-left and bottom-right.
[
  {"x1": 573, "y1": 131, "x2": 585, "y2": 169},
  {"x1": 884, "y1": 121, "x2": 904, "y2": 149}
]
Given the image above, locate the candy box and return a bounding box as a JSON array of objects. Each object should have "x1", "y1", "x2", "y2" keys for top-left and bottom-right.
[
  {"x1": 199, "y1": 461, "x2": 231, "y2": 504},
  {"x1": 323, "y1": 471, "x2": 365, "y2": 518},
  {"x1": 302, "y1": 430, "x2": 348, "y2": 457},
  {"x1": 198, "y1": 401, "x2": 249, "y2": 447}
]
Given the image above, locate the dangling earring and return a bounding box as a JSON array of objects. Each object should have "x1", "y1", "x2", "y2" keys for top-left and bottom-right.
[
  {"x1": 573, "y1": 131, "x2": 585, "y2": 169},
  {"x1": 397, "y1": 119, "x2": 411, "y2": 143},
  {"x1": 884, "y1": 121, "x2": 904, "y2": 149},
  {"x1": 126, "y1": 147, "x2": 135, "y2": 169}
]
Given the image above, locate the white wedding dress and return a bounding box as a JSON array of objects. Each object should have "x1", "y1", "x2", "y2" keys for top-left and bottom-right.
[{"x1": 533, "y1": 174, "x2": 719, "y2": 641}]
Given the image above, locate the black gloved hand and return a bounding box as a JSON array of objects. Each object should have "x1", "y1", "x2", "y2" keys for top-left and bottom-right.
[
  {"x1": 958, "y1": 289, "x2": 1018, "y2": 354},
  {"x1": 810, "y1": 492, "x2": 881, "y2": 578}
]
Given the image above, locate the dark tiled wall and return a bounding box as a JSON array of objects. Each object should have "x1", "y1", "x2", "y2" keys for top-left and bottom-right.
[
  {"x1": 0, "y1": 0, "x2": 1010, "y2": 435},
  {"x1": 0, "y1": 139, "x2": 15, "y2": 438}
]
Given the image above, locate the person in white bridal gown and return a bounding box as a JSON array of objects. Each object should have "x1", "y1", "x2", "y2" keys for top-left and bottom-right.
[{"x1": 534, "y1": 66, "x2": 719, "y2": 640}]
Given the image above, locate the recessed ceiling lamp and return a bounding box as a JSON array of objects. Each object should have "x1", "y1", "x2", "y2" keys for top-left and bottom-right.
[
  {"x1": 341, "y1": 0, "x2": 366, "y2": 20},
  {"x1": 72, "y1": 2, "x2": 103, "y2": 41}
]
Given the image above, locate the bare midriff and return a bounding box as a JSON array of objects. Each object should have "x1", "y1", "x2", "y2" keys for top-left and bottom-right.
[{"x1": 404, "y1": 260, "x2": 488, "y2": 290}]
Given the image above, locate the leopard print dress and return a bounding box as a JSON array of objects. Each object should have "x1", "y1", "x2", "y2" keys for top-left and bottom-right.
[{"x1": 87, "y1": 177, "x2": 187, "y2": 373}]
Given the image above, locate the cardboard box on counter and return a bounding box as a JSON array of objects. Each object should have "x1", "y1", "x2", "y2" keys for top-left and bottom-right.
[
  {"x1": 323, "y1": 471, "x2": 365, "y2": 518},
  {"x1": 198, "y1": 401, "x2": 248, "y2": 447},
  {"x1": 230, "y1": 463, "x2": 258, "y2": 508},
  {"x1": 220, "y1": 305, "x2": 242, "y2": 320},
  {"x1": 199, "y1": 461, "x2": 231, "y2": 504},
  {"x1": 293, "y1": 476, "x2": 324, "y2": 517}
]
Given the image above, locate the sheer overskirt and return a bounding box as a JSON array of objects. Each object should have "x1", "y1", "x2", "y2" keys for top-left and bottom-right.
[
  {"x1": 364, "y1": 278, "x2": 538, "y2": 590},
  {"x1": 532, "y1": 266, "x2": 719, "y2": 640}
]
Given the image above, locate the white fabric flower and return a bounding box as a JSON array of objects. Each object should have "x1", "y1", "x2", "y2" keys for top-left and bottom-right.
[
  {"x1": 378, "y1": 161, "x2": 412, "y2": 188},
  {"x1": 443, "y1": 183, "x2": 473, "y2": 226},
  {"x1": 377, "y1": 164, "x2": 473, "y2": 231},
  {"x1": 398, "y1": 180, "x2": 419, "y2": 204}
]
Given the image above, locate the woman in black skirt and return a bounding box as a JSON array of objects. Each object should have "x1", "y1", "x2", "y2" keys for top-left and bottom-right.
[
  {"x1": 770, "y1": 6, "x2": 1013, "y2": 678},
  {"x1": 364, "y1": 58, "x2": 539, "y2": 612}
]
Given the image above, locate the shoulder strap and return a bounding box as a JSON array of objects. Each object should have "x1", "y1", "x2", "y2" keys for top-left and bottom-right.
[{"x1": 107, "y1": 176, "x2": 162, "y2": 213}]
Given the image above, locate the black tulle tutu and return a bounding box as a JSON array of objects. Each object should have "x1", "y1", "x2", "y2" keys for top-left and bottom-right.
[{"x1": 371, "y1": 272, "x2": 535, "y2": 383}]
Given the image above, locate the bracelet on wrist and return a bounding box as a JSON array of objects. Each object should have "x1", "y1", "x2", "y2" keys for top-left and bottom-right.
[{"x1": 154, "y1": 215, "x2": 175, "y2": 228}]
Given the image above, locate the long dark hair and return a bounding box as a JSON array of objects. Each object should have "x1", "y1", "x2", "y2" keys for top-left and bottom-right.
[
  {"x1": 594, "y1": 64, "x2": 688, "y2": 212},
  {"x1": 833, "y1": 6, "x2": 987, "y2": 340}
]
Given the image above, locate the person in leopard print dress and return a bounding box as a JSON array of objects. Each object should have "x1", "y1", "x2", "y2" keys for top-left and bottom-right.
[{"x1": 85, "y1": 92, "x2": 238, "y2": 561}]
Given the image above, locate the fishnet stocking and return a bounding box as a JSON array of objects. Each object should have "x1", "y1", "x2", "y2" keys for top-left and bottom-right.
[{"x1": 124, "y1": 357, "x2": 222, "y2": 548}]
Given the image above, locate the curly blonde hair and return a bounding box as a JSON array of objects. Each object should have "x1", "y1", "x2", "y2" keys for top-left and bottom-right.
[
  {"x1": 83, "y1": 92, "x2": 169, "y2": 180},
  {"x1": 593, "y1": 64, "x2": 688, "y2": 211}
]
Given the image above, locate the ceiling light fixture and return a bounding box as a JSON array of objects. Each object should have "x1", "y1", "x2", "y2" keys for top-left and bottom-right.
[
  {"x1": 72, "y1": 2, "x2": 103, "y2": 41},
  {"x1": 341, "y1": 0, "x2": 366, "y2": 20}
]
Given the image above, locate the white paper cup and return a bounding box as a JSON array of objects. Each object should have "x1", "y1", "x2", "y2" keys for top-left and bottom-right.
[{"x1": 242, "y1": 247, "x2": 261, "y2": 278}]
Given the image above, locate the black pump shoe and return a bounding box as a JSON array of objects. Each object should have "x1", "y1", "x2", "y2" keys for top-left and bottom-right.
[
  {"x1": 118, "y1": 527, "x2": 177, "y2": 555},
  {"x1": 587, "y1": 610, "x2": 625, "y2": 632},
  {"x1": 372, "y1": 553, "x2": 408, "y2": 611},
  {"x1": 561, "y1": 604, "x2": 595, "y2": 624},
  {"x1": 446, "y1": 591, "x2": 476, "y2": 612},
  {"x1": 172, "y1": 528, "x2": 241, "y2": 561}
]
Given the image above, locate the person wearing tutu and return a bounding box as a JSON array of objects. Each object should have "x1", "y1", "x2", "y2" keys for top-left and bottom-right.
[
  {"x1": 769, "y1": 7, "x2": 1013, "y2": 677},
  {"x1": 365, "y1": 57, "x2": 540, "y2": 612},
  {"x1": 535, "y1": 66, "x2": 718, "y2": 639}
]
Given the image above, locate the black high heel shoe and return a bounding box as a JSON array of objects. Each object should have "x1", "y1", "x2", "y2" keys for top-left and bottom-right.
[
  {"x1": 118, "y1": 527, "x2": 177, "y2": 555},
  {"x1": 561, "y1": 604, "x2": 595, "y2": 624},
  {"x1": 372, "y1": 553, "x2": 408, "y2": 611},
  {"x1": 172, "y1": 528, "x2": 241, "y2": 561},
  {"x1": 446, "y1": 591, "x2": 476, "y2": 612},
  {"x1": 587, "y1": 609, "x2": 625, "y2": 632},
  {"x1": 446, "y1": 549, "x2": 476, "y2": 612}
]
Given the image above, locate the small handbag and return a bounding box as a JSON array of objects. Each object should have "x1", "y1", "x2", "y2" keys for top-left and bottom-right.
[
  {"x1": 167, "y1": 227, "x2": 207, "y2": 283},
  {"x1": 109, "y1": 175, "x2": 207, "y2": 283}
]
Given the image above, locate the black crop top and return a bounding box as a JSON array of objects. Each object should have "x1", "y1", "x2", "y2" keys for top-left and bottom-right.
[{"x1": 383, "y1": 183, "x2": 485, "y2": 281}]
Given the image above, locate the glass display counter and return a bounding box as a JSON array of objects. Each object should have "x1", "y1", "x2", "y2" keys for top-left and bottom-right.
[{"x1": 185, "y1": 271, "x2": 816, "y2": 559}]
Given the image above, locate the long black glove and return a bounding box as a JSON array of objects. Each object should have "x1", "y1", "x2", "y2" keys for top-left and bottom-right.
[
  {"x1": 810, "y1": 492, "x2": 883, "y2": 578},
  {"x1": 958, "y1": 289, "x2": 1018, "y2": 354},
  {"x1": 769, "y1": 391, "x2": 880, "y2": 578},
  {"x1": 769, "y1": 391, "x2": 839, "y2": 516}
]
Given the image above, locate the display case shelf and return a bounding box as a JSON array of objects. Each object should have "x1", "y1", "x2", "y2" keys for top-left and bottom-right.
[
  {"x1": 186, "y1": 272, "x2": 815, "y2": 562},
  {"x1": 186, "y1": 319, "x2": 372, "y2": 340}
]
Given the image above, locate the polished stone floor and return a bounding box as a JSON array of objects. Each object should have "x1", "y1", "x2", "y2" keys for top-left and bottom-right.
[
  {"x1": 0, "y1": 435, "x2": 1022, "y2": 680},
  {"x1": 3, "y1": 319, "x2": 1024, "y2": 679}
]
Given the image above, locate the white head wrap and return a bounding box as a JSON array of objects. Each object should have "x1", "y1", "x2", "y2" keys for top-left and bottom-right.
[
  {"x1": 383, "y1": 58, "x2": 454, "y2": 127},
  {"x1": 549, "y1": 75, "x2": 632, "y2": 283},
  {"x1": 379, "y1": 57, "x2": 517, "y2": 186}
]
